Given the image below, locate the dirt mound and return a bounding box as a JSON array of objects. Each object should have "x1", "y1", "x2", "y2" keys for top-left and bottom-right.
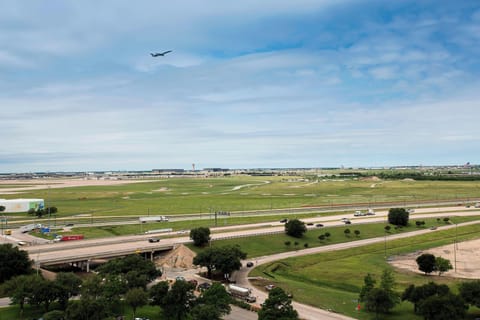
[
  {"x1": 361, "y1": 176, "x2": 381, "y2": 181},
  {"x1": 156, "y1": 244, "x2": 197, "y2": 269}
]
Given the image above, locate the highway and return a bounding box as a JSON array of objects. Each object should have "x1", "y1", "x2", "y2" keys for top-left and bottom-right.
[
  {"x1": 2, "y1": 206, "x2": 479, "y2": 319},
  {"x1": 2, "y1": 206, "x2": 477, "y2": 265}
]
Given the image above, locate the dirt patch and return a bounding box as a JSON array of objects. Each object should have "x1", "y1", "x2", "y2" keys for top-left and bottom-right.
[
  {"x1": 156, "y1": 244, "x2": 197, "y2": 269},
  {"x1": 0, "y1": 178, "x2": 152, "y2": 194},
  {"x1": 389, "y1": 238, "x2": 480, "y2": 279}
]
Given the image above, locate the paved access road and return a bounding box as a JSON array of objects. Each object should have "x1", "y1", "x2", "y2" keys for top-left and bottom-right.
[{"x1": 232, "y1": 219, "x2": 480, "y2": 320}]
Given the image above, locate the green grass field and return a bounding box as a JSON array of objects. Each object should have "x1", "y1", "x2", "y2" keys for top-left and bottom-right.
[
  {"x1": 244, "y1": 224, "x2": 480, "y2": 320},
  {"x1": 3, "y1": 176, "x2": 480, "y2": 218}
]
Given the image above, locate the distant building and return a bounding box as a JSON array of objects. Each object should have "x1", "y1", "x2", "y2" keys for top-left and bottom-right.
[{"x1": 0, "y1": 199, "x2": 44, "y2": 213}]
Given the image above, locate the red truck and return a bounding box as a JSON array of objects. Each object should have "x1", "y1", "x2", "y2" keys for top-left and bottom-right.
[{"x1": 54, "y1": 234, "x2": 84, "y2": 242}]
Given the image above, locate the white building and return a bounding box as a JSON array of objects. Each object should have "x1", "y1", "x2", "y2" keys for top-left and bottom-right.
[{"x1": 0, "y1": 199, "x2": 45, "y2": 213}]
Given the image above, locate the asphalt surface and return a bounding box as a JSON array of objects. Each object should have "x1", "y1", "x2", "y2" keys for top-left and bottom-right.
[{"x1": 1, "y1": 205, "x2": 479, "y2": 319}]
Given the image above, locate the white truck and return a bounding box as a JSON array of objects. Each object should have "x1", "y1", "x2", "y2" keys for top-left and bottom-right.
[
  {"x1": 227, "y1": 284, "x2": 256, "y2": 303},
  {"x1": 19, "y1": 223, "x2": 42, "y2": 233},
  {"x1": 139, "y1": 216, "x2": 169, "y2": 223}
]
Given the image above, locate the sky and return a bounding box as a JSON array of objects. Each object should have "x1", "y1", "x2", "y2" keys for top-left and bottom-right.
[{"x1": 1, "y1": 0, "x2": 479, "y2": 172}]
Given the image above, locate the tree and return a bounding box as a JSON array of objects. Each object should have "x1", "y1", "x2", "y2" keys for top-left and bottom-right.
[
  {"x1": 3, "y1": 274, "x2": 36, "y2": 315},
  {"x1": 54, "y1": 272, "x2": 82, "y2": 310},
  {"x1": 324, "y1": 232, "x2": 331, "y2": 239},
  {"x1": 459, "y1": 280, "x2": 480, "y2": 308},
  {"x1": 190, "y1": 282, "x2": 231, "y2": 320},
  {"x1": 258, "y1": 287, "x2": 299, "y2": 320},
  {"x1": 416, "y1": 253, "x2": 436, "y2": 275},
  {"x1": 318, "y1": 234, "x2": 325, "y2": 241},
  {"x1": 29, "y1": 277, "x2": 58, "y2": 312},
  {"x1": 190, "y1": 227, "x2": 211, "y2": 247},
  {"x1": 150, "y1": 280, "x2": 170, "y2": 306},
  {"x1": 354, "y1": 230, "x2": 361, "y2": 237},
  {"x1": 285, "y1": 219, "x2": 307, "y2": 238},
  {"x1": 388, "y1": 208, "x2": 409, "y2": 226},
  {"x1": 65, "y1": 297, "x2": 106, "y2": 320},
  {"x1": 418, "y1": 293, "x2": 467, "y2": 320},
  {"x1": 284, "y1": 241, "x2": 291, "y2": 246},
  {"x1": 364, "y1": 288, "x2": 396, "y2": 317},
  {"x1": 0, "y1": 205, "x2": 5, "y2": 212},
  {"x1": 193, "y1": 247, "x2": 217, "y2": 278},
  {"x1": 402, "y1": 282, "x2": 450, "y2": 314},
  {"x1": 193, "y1": 245, "x2": 246, "y2": 279},
  {"x1": 359, "y1": 273, "x2": 376, "y2": 302},
  {"x1": 435, "y1": 256, "x2": 453, "y2": 276},
  {"x1": 162, "y1": 279, "x2": 196, "y2": 320},
  {"x1": 0, "y1": 243, "x2": 32, "y2": 283},
  {"x1": 344, "y1": 228, "x2": 351, "y2": 237},
  {"x1": 443, "y1": 217, "x2": 450, "y2": 223},
  {"x1": 97, "y1": 254, "x2": 160, "y2": 291},
  {"x1": 43, "y1": 310, "x2": 65, "y2": 320},
  {"x1": 384, "y1": 225, "x2": 391, "y2": 232},
  {"x1": 125, "y1": 287, "x2": 148, "y2": 318},
  {"x1": 97, "y1": 254, "x2": 159, "y2": 281},
  {"x1": 213, "y1": 245, "x2": 246, "y2": 277}
]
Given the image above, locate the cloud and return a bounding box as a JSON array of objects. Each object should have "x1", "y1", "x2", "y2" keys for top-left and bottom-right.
[{"x1": 1, "y1": 0, "x2": 479, "y2": 171}]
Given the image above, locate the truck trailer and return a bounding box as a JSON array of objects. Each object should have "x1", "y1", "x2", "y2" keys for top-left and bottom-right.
[
  {"x1": 139, "y1": 216, "x2": 169, "y2": 223},
  {"x1": 54, "y1": 234, "x2": 84, "y2": 242},
  {"x1": 227, "y1": 284, "x2": 256, "y2": 303}
]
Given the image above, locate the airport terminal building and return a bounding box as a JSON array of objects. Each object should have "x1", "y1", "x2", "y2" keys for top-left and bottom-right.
[{"x1": 0, "y1": 199, "x2": 44, "y2": 213}]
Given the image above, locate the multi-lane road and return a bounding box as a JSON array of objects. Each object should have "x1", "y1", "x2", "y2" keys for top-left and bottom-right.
[{"x1": 2, "y1": 205, "x2": 479, "y2": 319}]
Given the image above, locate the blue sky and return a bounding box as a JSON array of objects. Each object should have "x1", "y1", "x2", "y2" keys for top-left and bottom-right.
[{"x1": 1, "y1": 0, "x2": 479, "y2": 172}]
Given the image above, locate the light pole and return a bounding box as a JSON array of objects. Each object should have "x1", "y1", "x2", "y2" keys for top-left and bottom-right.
[{"x1": 454, "y1": 222, "x2": 458, "y2": 272}]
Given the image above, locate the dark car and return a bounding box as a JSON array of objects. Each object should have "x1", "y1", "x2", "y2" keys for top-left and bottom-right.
[
  {"x1": 306, "y1": 222, "x2": 314, "y2": 226},
  {"x1": 344, "y1": 220, "x2": 352, "y2": 224},
  {"x1": 280, "y1": 218, "x2": 288, "y2": 223},
  {"x1": 198, "y1": 282, "x2": 211, "y2": 291},
  {"x1": 315, "y1": 223, "x2": 324, "y2": 227},
  {"x1": 246, "y1": 261, "x2": 254, "y2": 267},
  {"x1": 148, "y1": 238, "x2": 160, "y2": 243},
  {"x1": 65, "y1": 223, "x2": 74, "y2": 227}
]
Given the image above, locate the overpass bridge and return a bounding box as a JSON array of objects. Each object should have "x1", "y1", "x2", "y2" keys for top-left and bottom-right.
[{"x1": 28, "y1": 241, "x2": 175, "y2": 271}]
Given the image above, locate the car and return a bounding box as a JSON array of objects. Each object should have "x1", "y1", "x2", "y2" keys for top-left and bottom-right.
[
  {"x1": 175, "y1": 276, "x2": 186, "y2": 281},
  {"x1": 340, "y1": 218, "x2": 349, "y2": 222},
  {"x1": 353, "y1": 211, "x2": 364, "y2": 217},
  {"x1": 306, "y1": 222, "x2": 314, "y2": 226},
  {"x1": 315, "y1": 223, "x2": 324, "y2": 227},
  {"x1": 344, "y1": 220, "x2": 352, "y2": 224},
  {"x1": 265, "y1": 284, "x2": 276, "y2": 291},
  {"x1": 198, "y1": 282, "x2": 211, "y2": 291},
  {"x1": 246, "y1": 261, "x2": 254, "y2": 267},
  {"x1": 148, "y1": 238, "x2": 160, "y2": 243},
  {"x1": 280, "y1": 218, "x2": 288, "y2": 223},
  {"x1": 65, "y1": 223, "x2": 74, "y2": 227},
  {"x1": 430, "y1": 226, "x2": 437, "y2": 230}
]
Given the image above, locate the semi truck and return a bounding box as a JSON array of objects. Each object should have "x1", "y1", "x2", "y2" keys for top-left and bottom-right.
[
  {"x1": 54, "y1": 234, "x2": 84, "y2": 242},
  {"x1": 139, "y1": 216, "x2": 169, "y2": 223},
  {"x1": 227, "y1": 284, "x2": 256, "y2": 303},
  {"x1": 19, "y1": 223, "x2": 42, "y2": 233}
]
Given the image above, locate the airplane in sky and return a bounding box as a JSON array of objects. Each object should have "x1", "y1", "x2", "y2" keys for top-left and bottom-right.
[{"x1": 150, "y1": 50, "x2": 172, "y2": 57}]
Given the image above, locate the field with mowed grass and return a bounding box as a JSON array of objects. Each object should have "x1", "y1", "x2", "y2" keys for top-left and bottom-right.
[
  {"x1": 3, "y1": 176, "x2": 480, "y2": 219},
  {"x1": 244, "y1": 223, "x2": 480, "y2": 320}
]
